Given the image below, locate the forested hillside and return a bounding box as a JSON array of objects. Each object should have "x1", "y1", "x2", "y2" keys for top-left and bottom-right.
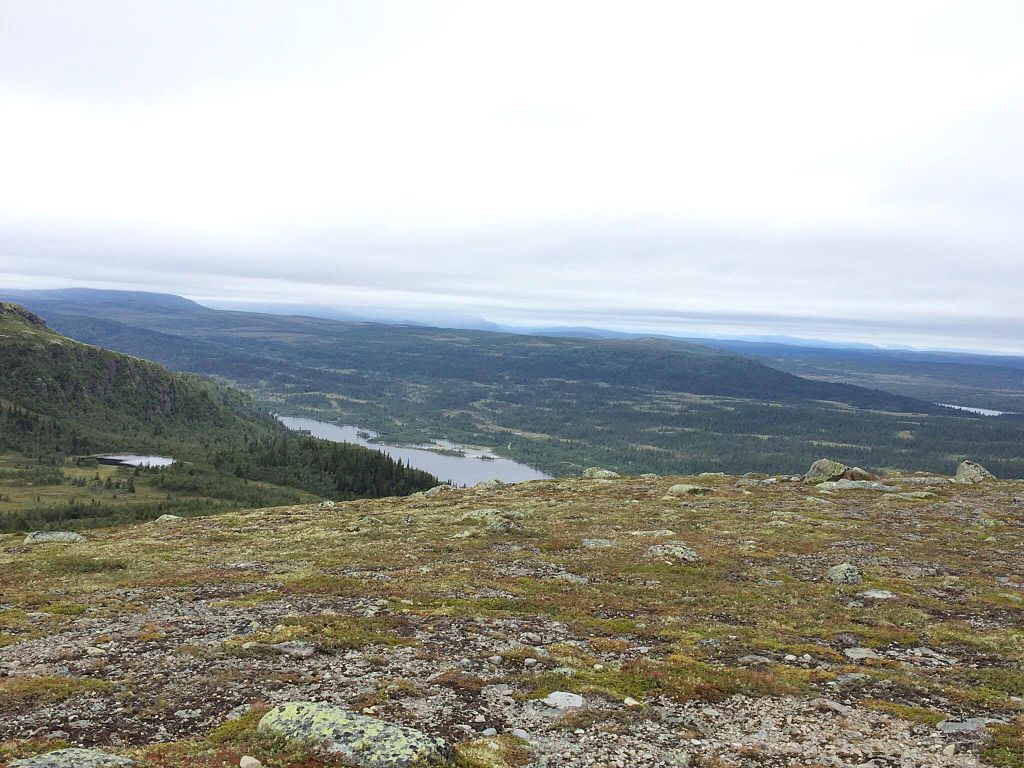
[{"x1": 0, "y1": 303, "x2": 438, "y2": 531}]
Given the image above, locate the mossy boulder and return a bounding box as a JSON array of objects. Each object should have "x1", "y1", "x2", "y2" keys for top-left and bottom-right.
[
  {"x1": 10, "y1": 748, "x2": 133, "y2": 767},
  {"x1": 257, "y1": 701, "x2": 448, "y2": 767}
]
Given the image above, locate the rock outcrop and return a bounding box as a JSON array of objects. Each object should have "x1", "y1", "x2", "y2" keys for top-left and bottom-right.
[
  {"x1": 10, "y1": 749, "x2": 133, "y2": 767},
  {"x1": 257, "y1": 701, "x2": 448, "y2": 768}
]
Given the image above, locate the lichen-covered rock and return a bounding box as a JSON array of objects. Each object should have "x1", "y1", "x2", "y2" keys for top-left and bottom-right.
[
  {"x1": 843, "y1": 466, "x2": 877, "y2": 481},
  {"x1": 10, "y1": 748, "x2": 133, "y2": 767},
  {"x1": 646, "y1": 541, "x2": 700, "y2": 563},
  {"x1": 23, "y1": 531, "x2": 85, "y2": 545},
  {"x1": 664, "y1": 483, "x2": 712, "y2": 496},
  {"x1": 581, "y1": 538, "x2": 615, "y2": 549},
  {"x1": 955, "y1": 460, "x2": 995, "y2": 484},
  {"x1": 581, "y1": 467, "x2": 620, "y2": 479},
  {"x1": 804, "y1": 459, "x2": 848, "y2": 484},
  {"x1": 259, "y1": 702, "x2": 447, "y2": 767},
  {"x1": 826, "y1": 563, "x2": 863, "y2": 584}
]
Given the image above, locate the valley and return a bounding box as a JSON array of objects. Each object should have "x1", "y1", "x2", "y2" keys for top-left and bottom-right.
[{"x1": 4, "y1": 289, "x2": 1024, "y2": 481}]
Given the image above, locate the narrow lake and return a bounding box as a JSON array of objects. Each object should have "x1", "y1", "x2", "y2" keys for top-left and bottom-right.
[
  {"x1": 97, "y1": 454, "x2": 176, "y2": 467},
  {"x1": 938, "y1": 403, "x2": 1016, "y2": 417},
  {"x1": 278, "y1": 416, "x2": 551, "y2": 486}
]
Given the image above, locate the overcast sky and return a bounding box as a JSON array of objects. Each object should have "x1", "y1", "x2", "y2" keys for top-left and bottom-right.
[{"x1": 1, "y1": 1, "x2": 1022, "y2": 352}]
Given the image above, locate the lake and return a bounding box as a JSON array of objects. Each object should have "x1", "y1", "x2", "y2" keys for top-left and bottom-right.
[
  {"x1": 97, "y1": 454, "x2": 176, "y2": 467},
  {"x1": 938, "y1": 403, "x2": 1016, "y2": 417},
  {"x1": 278, "y1": 416, "x2": 551, "y2": 486}
]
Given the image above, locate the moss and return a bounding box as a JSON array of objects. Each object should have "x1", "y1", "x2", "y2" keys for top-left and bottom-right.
[
  {"x1": 0, "y1": 677, "x2": 114, "y2": 717},
  {"x1": 982, "y1": 721, "x2": 1024, "y2": 768},
  {"x1": 860, "y1": 699, "x2": 946, "y2": 726}
]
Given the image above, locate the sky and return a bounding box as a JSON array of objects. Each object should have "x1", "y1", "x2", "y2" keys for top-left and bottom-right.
[{"x1": 1, "y1": 1, "x2": 1022, "y2": 352}]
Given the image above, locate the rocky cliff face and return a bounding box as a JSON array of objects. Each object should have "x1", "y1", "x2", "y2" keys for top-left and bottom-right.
[{"x1": 1, "y1": 467, "x2": 1021, "y2": 767}]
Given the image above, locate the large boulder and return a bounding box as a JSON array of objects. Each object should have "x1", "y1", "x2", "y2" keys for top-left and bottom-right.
[
  {"x1": 803, "y1": 459, "x2": 849, "y2": 484},
  {"x1": 954, "y1": 460, "x2": 995, "y2": 484},
  {"x1": 23, "y1": 531, "x2": 85, "y2": 545},
  {"x1": 258, "y1": 702, "x2": 448, "y2": 768},
  {"x1": 10, "y1": 749, "x2": 133, "y2": 767},
  {"x1": 581, "y1": 467, "x2": 620, "y2": 479}
]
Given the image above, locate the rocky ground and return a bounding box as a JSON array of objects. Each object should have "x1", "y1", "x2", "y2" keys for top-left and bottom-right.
[{"x1": 1, "y1": 464, "x2": 1022, "y2": 767}]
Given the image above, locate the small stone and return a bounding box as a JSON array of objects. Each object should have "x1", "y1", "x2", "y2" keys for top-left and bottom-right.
[
  {"x1": 487, "y1": 655, "x2": 503, "y2": 665},
  {"x1": 623, "y1": 697, "x2": 642, "y2": 707},
  {"x1": 510, "y1": 728, "x2": 531, "y2": 741},
  {"x1": 481, "y1": 728, "x2": 497, "y2": 737},
  {"x1": 239, "y1": 758, "x2": 263, "y2": 768},
  {"x1": 523, "y1": 657, "x2": 537, "y2": 668}
]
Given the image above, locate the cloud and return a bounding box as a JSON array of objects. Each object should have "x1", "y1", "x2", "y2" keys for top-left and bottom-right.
[{"x1": 0, "y1": 1, "x2": 1022, "y2": 352}]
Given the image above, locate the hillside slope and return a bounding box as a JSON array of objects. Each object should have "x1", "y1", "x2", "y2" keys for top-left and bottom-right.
[
  {"x1": 0, "y1": 303, "x2": 438, "y2": 531},
  {"x1": 0, "y1": 469, "x2": 1021, "y2": 766},
  {"x1": 0, "y1": 302, "x2": 278, "y2": 454}
]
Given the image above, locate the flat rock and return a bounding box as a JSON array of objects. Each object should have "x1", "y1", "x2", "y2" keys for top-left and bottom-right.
[
  {"x1": 541, "y1": 691, "x2": 585, "y2": 710},
  {"x1": 10, "y1": 748, "x2": 133, "y2": 767},
  {"x1": 817, "y1": 480, "x2": 896, "y2": 492},
  {"x1": 581, "y1": 538, "x2": 615, "y2": 549},
  {"x1": 258, "y1": 701, "x2": 448, "y2": 768},
  {"x1": 844, "y1": 647, "x2": 881, "y2": 661},
  {"x1": 937, "y1": 717, "x2": 1002, "y2": 734},
  {"x1": 273, "y1": 641, "x2": 316, "y2": 658},
  {"x1": 858, "y1": 589, "x2": 897, "y2": 600},
  {"x1": 23, "y1": 531, "x2": 85, "y2": 545},
  {"x1": 153, "y1": 514, "x2": 183, "y2": 523}
]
